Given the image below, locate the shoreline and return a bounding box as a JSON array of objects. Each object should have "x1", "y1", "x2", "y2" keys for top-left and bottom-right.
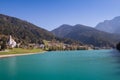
[{"x1": 0, "y1": 51, "x2": 46, "y2": 58}]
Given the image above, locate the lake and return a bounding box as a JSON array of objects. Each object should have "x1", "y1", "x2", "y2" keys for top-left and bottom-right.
[{"x1": 0, "y1": 50, "x2": 120, "y2": 80}]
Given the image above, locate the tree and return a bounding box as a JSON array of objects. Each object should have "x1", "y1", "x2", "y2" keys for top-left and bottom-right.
[
  {"x1": 0, "y1": 42, "x2": 7, "y2": 51},
  {"x1": 0, "y1": 37, "x2": 7, "y2": 51},
  {"x1": 116, "y1": 42, "x2": 120, "y2": 50}
]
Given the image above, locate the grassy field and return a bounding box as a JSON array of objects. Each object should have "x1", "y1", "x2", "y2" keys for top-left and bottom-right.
[{"x1": 0, "y1": 48, "x2": 44, "y2": 55}]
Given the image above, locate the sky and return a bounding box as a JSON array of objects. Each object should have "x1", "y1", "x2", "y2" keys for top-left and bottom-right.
[{"x1": 1, "y1": 0, "x2": 120, "y2": 31}]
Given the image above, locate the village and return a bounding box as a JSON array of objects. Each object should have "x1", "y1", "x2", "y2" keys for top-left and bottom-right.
[{"x1": 0, "y1": 35, "x2": 93, "y2": 51}]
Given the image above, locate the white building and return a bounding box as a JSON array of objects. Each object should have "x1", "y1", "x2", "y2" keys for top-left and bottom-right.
[{"x1": 8, "y1": 35, "x2": 17, "y2": 48}]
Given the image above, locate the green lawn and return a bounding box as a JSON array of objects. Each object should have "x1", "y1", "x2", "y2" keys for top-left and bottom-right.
[{"x1": 0, "y1": 48, "x2": 44, "y2": 55}]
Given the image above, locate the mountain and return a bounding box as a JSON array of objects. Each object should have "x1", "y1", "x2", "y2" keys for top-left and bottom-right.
[
  {"x1": 52, "y1": 24, "x2": 120, "y2": 47},
  {"x1": 95, "y1": 16, "x2": 120, "y2": 34},
  {"x1": 0, "y1": 14, "x2": 55, "y2": 44},
  {"x1": 0, "y1": 14, "x2": 82, "y2": 46}
]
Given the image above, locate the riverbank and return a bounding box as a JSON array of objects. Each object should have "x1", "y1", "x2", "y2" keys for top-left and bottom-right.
[
  {"x1": 0, "y1": 52, "x2": 45, "y2": 58},
  {"x1": 0, "y1": 48, "x2": 45, "y2": 58}
]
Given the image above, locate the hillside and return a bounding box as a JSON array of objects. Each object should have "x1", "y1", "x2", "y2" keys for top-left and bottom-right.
[
  {"x1": 95, "y1": 16, "x2": 120, "y2": 34},
  {"x1": 0, "y1": 14, "x2": 55, "y2": 44},
  {"x1": 52, "y1": 24, "x2": 120, "y2": 47}
]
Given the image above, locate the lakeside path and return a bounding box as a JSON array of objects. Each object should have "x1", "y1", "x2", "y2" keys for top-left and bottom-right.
[
  {"x1": 0, "y1": 48, "x2": 46, "y2": 58},
  {"x1": 0, "y1": 51, "x2": 45, "y2": 58}
]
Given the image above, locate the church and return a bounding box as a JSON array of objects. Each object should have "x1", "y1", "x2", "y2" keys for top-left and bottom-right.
[{"x1": 8, "y1": 35, "x2": 17, "y2": 48}]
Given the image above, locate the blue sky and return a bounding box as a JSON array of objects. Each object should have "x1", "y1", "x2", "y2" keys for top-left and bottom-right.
[{"x1": 1, "y1": 0, "x2": 120, "y2": 30}]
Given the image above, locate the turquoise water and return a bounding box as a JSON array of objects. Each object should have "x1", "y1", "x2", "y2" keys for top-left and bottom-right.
[{"x1": 0, "y1": 50, "x2": 120, "y2": 80}]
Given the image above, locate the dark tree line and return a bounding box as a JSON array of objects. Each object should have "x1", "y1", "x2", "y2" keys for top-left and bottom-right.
[
  {"x1": 116, "y1": 42, "x2": 120, "y2": 50},
  {"x1": 0, "y1": 37, "x2": 7, "y2": 51}
]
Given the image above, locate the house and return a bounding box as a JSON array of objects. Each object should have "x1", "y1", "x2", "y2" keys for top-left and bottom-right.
[{"x1": 40, "y1": 44, "x2": 45, "y2": 49}]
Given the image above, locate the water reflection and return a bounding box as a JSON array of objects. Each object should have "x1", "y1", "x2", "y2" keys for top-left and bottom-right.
[
  {"x1": 110, "y1": 49, "x2": 120, "y2": 76},
  {"x1": 8, "y1": 57, "x2": 17, "y2": 77}
]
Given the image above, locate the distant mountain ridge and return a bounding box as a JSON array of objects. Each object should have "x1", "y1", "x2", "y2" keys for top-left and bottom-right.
[
  {"x1": 95, "y1": 16, "x2": 120, "y2": 34},
  {"x1": 0, "y1": 14, "x2": 83, "y2": 45},
  {"x1": 52, "y1": 24, "x2": 120, "y2": 47},
  {"x1": 1, "y1": 14, "x2": 120, "y2": 48}
]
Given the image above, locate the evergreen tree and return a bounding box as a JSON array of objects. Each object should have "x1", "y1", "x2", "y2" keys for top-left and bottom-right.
[{"x1": 116, "y1": 42, "x2": 120, "y2": 50}]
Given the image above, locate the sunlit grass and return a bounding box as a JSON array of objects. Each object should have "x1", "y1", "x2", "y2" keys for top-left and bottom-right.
[{"x1": 0, "y1": 48, "x2": 44, "y2": 55}]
